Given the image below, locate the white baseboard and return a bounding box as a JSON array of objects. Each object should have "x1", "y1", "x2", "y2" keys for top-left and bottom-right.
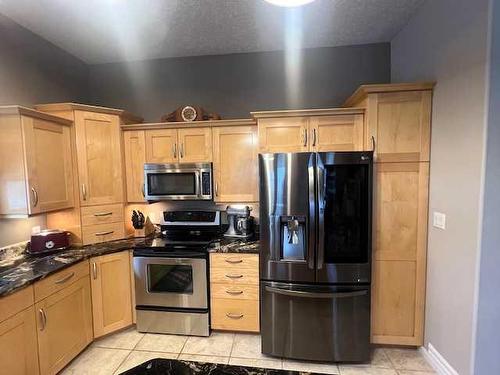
[{"x1": 420, "y1": 343, "x2": 459, "y2": 375}]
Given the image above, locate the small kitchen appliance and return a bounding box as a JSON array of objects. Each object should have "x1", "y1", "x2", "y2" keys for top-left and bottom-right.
[
  {"x1": 224, "y1": 205, "x2": 254, "y2": 238},
  {"x1": 29, "y1": 229, "x2": 70, "y2": 254}
]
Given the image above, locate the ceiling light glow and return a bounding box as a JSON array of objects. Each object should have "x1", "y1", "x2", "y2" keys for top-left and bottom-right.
[{"x1": 264, "y1": 0, "x2": 316, "y2": 7}]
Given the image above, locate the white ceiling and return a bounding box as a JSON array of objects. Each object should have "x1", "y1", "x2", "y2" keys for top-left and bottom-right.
[{"x1": 0, "y1": 0, "x2": 424, "y2": 64}]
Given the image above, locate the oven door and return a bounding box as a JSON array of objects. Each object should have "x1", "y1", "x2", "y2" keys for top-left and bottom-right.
[{"x1": 134, "y1": 256, "x2": 208, "y2": 309}]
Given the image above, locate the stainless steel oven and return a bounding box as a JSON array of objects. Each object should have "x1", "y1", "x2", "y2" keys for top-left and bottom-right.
[
  {"x1": 134, "y1": 256, "x2": 208, "y2": 309},
  {"x1": 144, "y1": 162, "x2": 212, "y2": 201}
]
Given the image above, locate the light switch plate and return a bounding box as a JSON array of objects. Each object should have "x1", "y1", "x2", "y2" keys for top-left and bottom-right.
[{"x1": 433, "y1": 212, "x2": 446, "y2": 230}]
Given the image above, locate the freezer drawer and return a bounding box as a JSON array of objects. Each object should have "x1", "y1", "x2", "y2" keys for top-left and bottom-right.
[{"x1": 260, "y1": 281, "x2": 370, "y2": 362}]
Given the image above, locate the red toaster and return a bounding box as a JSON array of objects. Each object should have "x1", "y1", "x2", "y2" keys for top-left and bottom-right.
[{"x1": 29, "y1": 229, "x2": 71, "y2": 254}]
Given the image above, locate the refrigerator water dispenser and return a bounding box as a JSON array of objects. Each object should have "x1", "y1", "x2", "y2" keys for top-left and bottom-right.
[{"x1": 280, "y1": 216, "x2": 306, "y2": 261}]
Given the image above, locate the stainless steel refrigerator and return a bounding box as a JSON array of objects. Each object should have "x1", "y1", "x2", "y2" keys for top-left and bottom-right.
[{"x1": 259, "y1": 151, "x2": 373, "y2": 362}]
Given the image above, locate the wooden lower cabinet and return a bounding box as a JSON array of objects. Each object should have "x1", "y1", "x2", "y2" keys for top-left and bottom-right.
[
  {"x1": 90, "y1": 251, "x2": 133, "y2": 338},
  {"x1": 36, "y1": 276, "x2": 93, "y2": 375},
  {"x1": 210, "y1": 253, "x2": 259, "y2": 332},
  {"x1": 371, "y1": 162, "x2": 429, "y2": 345},
  {"x1": 0, "y1": 305, "x2": 39, "y2": 375}
]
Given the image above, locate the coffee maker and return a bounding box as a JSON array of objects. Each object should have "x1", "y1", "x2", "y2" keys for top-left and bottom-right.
[{"x1": 224, "y1": 205, "x2": 254, "y2": 238}]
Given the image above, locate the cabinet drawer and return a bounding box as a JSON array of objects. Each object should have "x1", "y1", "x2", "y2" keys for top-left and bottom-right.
[
  {"x1": 210, "y1": 266, "x2": 259, "y2": 285},
  {"x1": 0, "y1": 285, "x2": 34, "y2": 322},
  {"x1": 82, "y1": 222, "x2": 125, "y2": 245},
  {"x1": 211, "y1": 283, "x2": 259, "y2": 301},
  {"x1": 81, "y1": 203, "x2": 124, "y2": 226},
  {"x1": 211, "y1": 298, "x2": 259, "y2": 332},
  {"x1": 34, "y1": 261, "x2": 89, "y2": 302},
  {"x1": 210, "y1": 253, "x2": 259, "y2": 270}
]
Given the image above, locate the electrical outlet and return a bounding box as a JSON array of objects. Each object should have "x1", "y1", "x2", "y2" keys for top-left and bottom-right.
[
  {"x1": 433, "y1": 212, "x2": 446, "y2": 230},
  {"x1": 31, "y1": 226, "x2": 41, "y2": 234}
]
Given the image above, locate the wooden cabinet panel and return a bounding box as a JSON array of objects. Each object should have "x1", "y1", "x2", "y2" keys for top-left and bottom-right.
[
  {"x1": 211, "y1": 298, "x2": 259, "y2": 332},
  {"x1": 75, "y1": 111, "x2": 123, "y2": 206},
  {"x1": 212, "y1": 126, "x2": 258, "y2": 202},
  {"x1": 90, "y1": 251, "x2": 132, "y2": 338},
  {"x1": 371, "y1": 162, "x2": 429, "y2": 346},
  {"x1": 145, "y1": 129, "x2": 178, "y2": 163},
  {"x1": 310, "y1": 114, "x2": 364, "y2": 151},
  {"x1": 34, "y1": 261, "x2": 89, "y2": 303},
  {"x1": 22, "y1": 116, "x2": 74, "y2": 214},
  {"x1": 177, "y1": 127, "x2": 212, "y2": 163},
  {"x1": 81, "y1": 203, "x2": 124, "y2": 226},
  {"x1": 0, "y1": 306, "x2": 40, "y2": 375},
  {"x1": 36, "y1": 276, "x2": 93, "y2": 375},
  {"x1": 123, "y1": 130, "x2": 146, "y2": 202},
  {"x1": 81, "y1": 222, "x2": 125, "y2": 245},
  {"x1": 0, "y1": 286, "x2": 34, "y2": 323},
  {"x1": 367, "y1": 91, "x2": 432, "y2": 162},
  {"x1": 258, "y1": 117, "x2": 309, "y2": 153}
]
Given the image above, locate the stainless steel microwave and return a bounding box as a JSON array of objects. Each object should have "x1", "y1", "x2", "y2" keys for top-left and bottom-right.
[{"x1": 144, "y1": 163, "x2": 212, "y2": 201}]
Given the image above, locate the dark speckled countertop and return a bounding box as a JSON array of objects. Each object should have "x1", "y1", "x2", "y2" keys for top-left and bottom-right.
[{"x1": 0, "y1": 232, "x2": 259, "y2": 298}]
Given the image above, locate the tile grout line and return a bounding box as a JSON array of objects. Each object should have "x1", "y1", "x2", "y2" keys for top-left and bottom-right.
[
  {"x1": 228, "y1": 333, "x2": 237, "y2": 364},
  {"x1": 177, "y1": 335, "x2": 190, "y2": 359},
  {"x1": 112, "y1": 348, "x2": 133, "y2": 375}
]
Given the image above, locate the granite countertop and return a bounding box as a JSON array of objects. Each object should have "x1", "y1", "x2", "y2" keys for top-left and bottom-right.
[
  {"x1": 0, "y1": 237, "x2": 148, "y2": 298},
  {"x1": 121, "y1": 358, "x2": 310, "y2": 375},
  {"x1": 0, "y1": 232, "x2": 259, "y2": 298}
]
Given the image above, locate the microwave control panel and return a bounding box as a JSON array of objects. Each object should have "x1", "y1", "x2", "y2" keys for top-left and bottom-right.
[{"x1": 202, "y1": 172, "x2": 211, "y2": 196}]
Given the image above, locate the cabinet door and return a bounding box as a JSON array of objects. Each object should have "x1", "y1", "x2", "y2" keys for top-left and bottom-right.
[
  {"x1": 0, "y1": 306, "x2": 40, "y2": 375},
  {"x1": 371, "y1": 162, "x2": 429, "y2": 346},
  {"x1": 22, "y1": 116, "x2": 74, "y2": 214},
  {"x1": 36, "y1": 276, "x2": 93, "y2": 375},
  {"x1": 177, "y1": 127, "x2": 212, "y2": 163},
  {"x1": 258, "y1": 117, "x2": 309, "y2": 152},
  {"x1": 310, "y1": 114, "x2": 364, "y2": 152},
  {"x1": 213, "y1": 126, "x2": 258, "y2": 202},
  {"x1": 90, "y1": 251, "x2": 133, "y2": 338},
  {"x1": 367, "y1": 91, "x2": 432, "y2": 162},
  {"x1": 145, "y1": 129, "x2": 178, "y2": 163},
  {"x1": 123, "y1": 130, "x2": 146, "y2": 202},
  {"x1": 75, "y1": 111, "x2": 124, "y2": 206}
]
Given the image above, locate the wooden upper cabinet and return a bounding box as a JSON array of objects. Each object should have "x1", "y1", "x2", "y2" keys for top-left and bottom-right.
[
  {"x1": 257, "y1": 117, "x2": 309, "y2": 153},
  {"x1": 123, "y1": 130, "x2": 146, "y2": 202},
  {"x1": 310, "y1": 114, "x2": 364, "y2": 152},
  {"x1": 35, "y1": 275, "x2": 93, "y2": 375},
  {"x1": 177, "y1": 127, "x2": 212, "y2": 163},
  {"x1": 343, "y1": 83, "x2": 435, "y2": 162},
  {"x1": 0, "y1": 107, "x2": 74, "y2": 216},
  {"x1": 145, "y1": 129, "x2": 178, "y2": 163},
  {"x1": 213, "y1": 126, "x2": 258, "y2": 202},
  {"x1": 371, "y1": 162, "x2": 429, "y2": 346},
  {"x1": 75, "y1": 111, "x2": 124, "y2": 206},
  {"x1": 253, "y1": 108, "x2": 365, "y2": 153},
  {"x1": 90, "y1": 251, "x2": 132, "y2": 338}
]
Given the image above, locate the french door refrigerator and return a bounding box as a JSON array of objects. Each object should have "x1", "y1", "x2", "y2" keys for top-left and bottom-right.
[{"x1": 259, "y1": 151, "x2": 373, "y2": 362}]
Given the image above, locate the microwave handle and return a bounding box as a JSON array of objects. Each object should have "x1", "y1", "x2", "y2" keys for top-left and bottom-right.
[{"x1": 196, "y1": 171, "x2": 202, "y2": 197}]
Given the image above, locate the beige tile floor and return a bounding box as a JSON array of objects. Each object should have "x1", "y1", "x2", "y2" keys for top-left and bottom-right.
[{"x1": 60, "y1": 327, "x2": 436, "y2": 375}]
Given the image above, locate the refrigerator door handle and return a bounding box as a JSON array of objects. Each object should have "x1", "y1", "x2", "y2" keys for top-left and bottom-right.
[
  {"x1": 316, "y1": 155, "x2": 326, "y2": 269},
  {"x1": 307, "y1": 154, "x2": 316, "y2": 270},
  {"x1": 265, "y1": 286, "x2": 368, "y2": 299}
]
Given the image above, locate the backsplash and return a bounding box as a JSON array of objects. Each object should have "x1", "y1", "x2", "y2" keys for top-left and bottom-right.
[{"x1": 0, "y1": 215, "x2": 46, "y2": 248}]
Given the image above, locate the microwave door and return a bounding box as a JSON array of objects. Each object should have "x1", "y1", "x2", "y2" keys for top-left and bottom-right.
[
  {"x1": 315, "y1": 152, "x2": 373, "y2": 284},
  {"x1": 259, "y1": 152, "x2": 316, "y2": 283},
  {"x1": 145, "y1": 170, "x2": 199, "y2": 200}
]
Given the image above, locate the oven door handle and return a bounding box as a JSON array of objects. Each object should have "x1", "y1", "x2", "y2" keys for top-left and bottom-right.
[{"x1": 133, "y1": 251, "x2": 207, "y2": 259}]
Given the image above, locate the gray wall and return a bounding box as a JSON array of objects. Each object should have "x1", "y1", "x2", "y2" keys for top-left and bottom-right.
[
  {"x1": 474, "y1": 0, "x2": 500, "y2": 373},
  {"x1": 391, "y1": 0, "x2": 491, "y2": 374},
  {"x1": 0, "y1": 14, "x2": 89, "y2": 247},
  {"x1": 88, "y1": 44, "x2": 390, "y2": 122}
]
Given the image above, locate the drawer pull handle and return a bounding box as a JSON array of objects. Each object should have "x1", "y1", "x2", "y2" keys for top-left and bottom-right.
[
  {"x1": 225, "y1": 274, "x2": 243, "y2": 279},
  {"x1": 54, "y1": 272, "x2": 75, "y2": 284},
  {"x1": 226, "y1": 313, "x2": 244, "y2": 319},
  {"x1": 225, "y1": 258, "x2": 243, "y2": 264},
  {"x1": 95, "y1": 230, "x2": 114, "y2": 236},
  {"x1": 93, "y1": 212, "x2": 113, "y2": 217},
  {"x1": 226, "y1": 289, "x2": 243, "y2": 295},
  {"x1": 38, "y1": 308, "x2": 47, "y2": 330}
]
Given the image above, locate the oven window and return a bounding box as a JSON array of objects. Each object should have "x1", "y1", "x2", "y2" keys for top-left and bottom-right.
[
  {"x1": 147, "y1": 173, "x2": 196, "y2": 196},
  {"x1": 147, "y1": 264, "x2": 193, "y2": 294}
]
